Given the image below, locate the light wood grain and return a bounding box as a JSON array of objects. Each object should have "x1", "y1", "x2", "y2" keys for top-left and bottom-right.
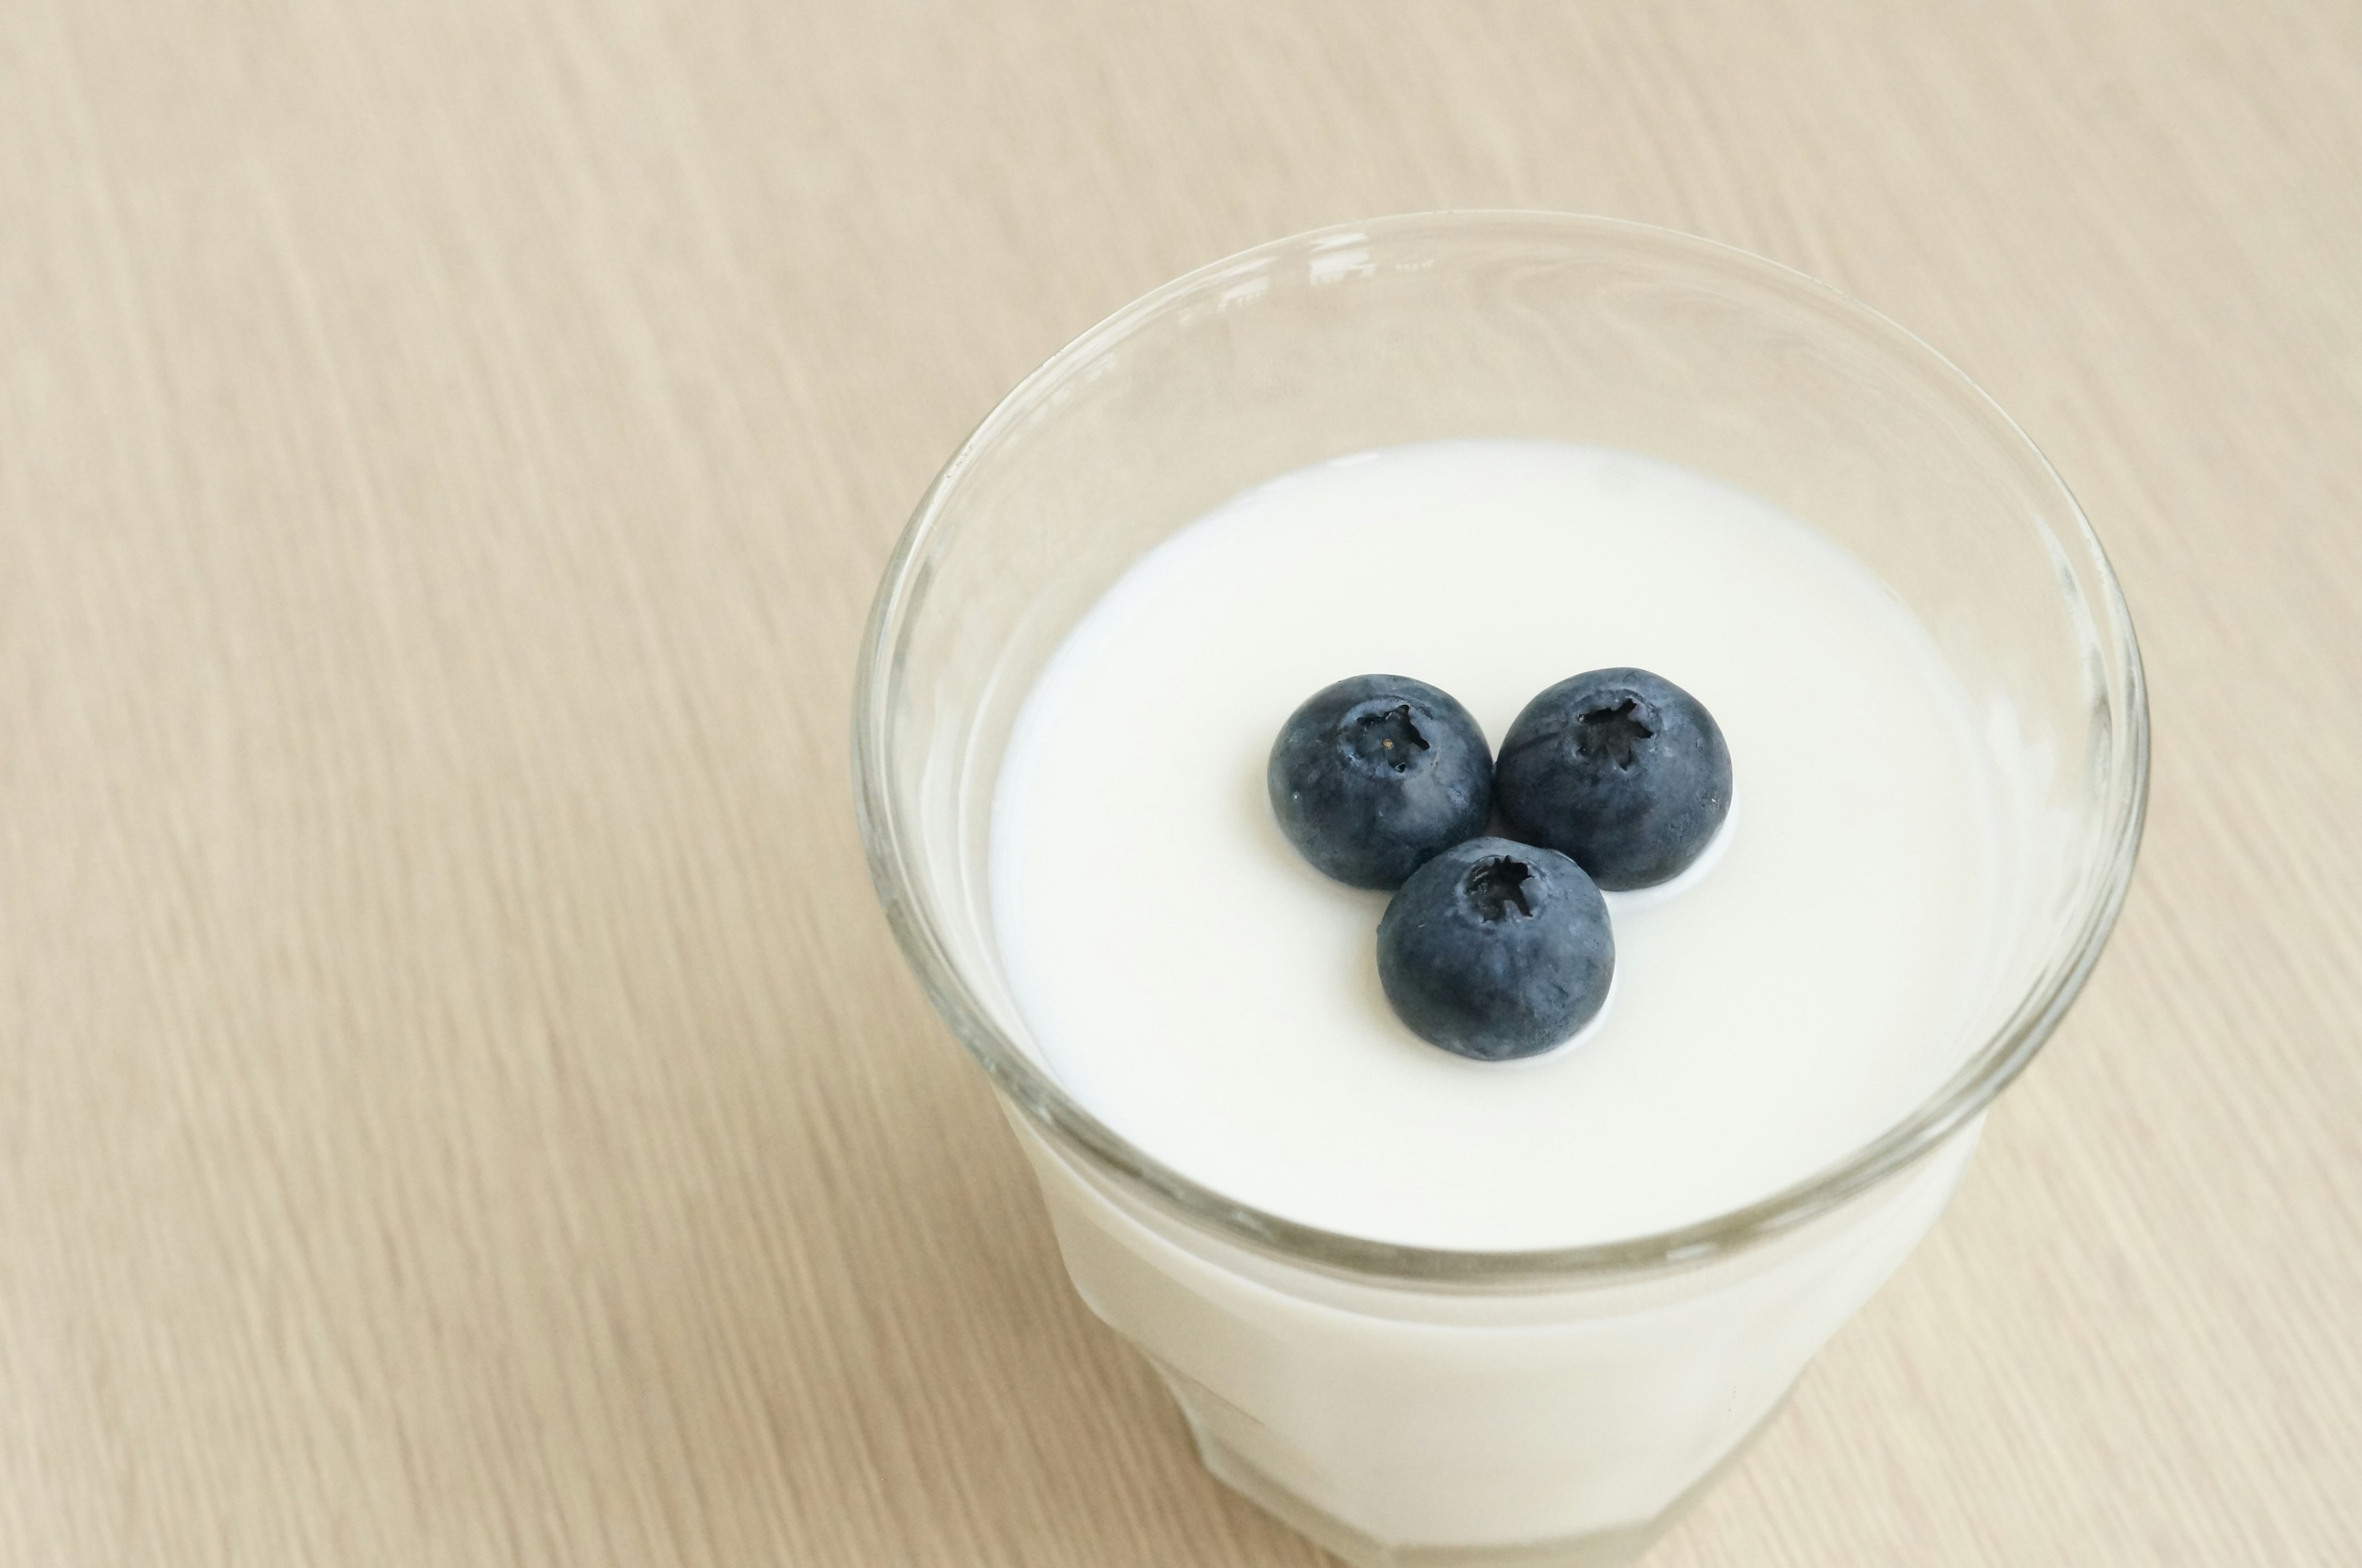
[{"x1": 4, "y1": 1, "x2": 2358, "y2": 1563}]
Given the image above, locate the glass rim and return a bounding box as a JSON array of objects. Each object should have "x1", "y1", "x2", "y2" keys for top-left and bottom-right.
[{"x1": 853, "y1": 210, "x2": 2151, "y2": 1286}]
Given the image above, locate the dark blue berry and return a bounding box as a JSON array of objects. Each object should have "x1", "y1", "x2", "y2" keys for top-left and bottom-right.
[
  {"x1": 1495, "y1": 668, "x2": 1732, "y2": 891},
  {"x1": 1376, "y1": 837, "x2": 1614, "y2": 1061},
  {"x1": 1267, "y1": 675, "x2": 1493, "y2": 889}
]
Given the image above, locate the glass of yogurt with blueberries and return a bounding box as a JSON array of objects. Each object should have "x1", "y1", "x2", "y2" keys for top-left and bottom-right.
[{"x1": 855, "y1": 212, "x2": 2147, "y2": 1568}]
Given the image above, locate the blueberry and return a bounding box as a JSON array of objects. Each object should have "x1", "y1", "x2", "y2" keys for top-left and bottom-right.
[
  {"x1": 1376, "y1": 837, "x2": 1613, "y2": 1061},
  {"x1": 1495, "y1": 668, "x2": 1732, "y2": 891},
  {"x1": 1267, "y1": 675, "x2": 1493, "y2": 889}
]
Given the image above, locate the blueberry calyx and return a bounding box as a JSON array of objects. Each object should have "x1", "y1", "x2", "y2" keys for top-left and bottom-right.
[
  {"x1": 1576, "y1": 697, "x2": 1653, "y2": 768},
  {"x1": 1465, "y1": 855, "x2": 1534, "y2": 920},
  {"x1": 1353, "y1": 704, "x2": 1430, "y2": 773}
]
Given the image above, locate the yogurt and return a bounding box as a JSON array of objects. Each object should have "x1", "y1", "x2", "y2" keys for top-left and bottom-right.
[
  {"x1": 993, "y1": 439, "x2": 2003, "y2": 1251},
  {"x1": 985, "y1": 439, "x2": 2011, "y2": 1559}
]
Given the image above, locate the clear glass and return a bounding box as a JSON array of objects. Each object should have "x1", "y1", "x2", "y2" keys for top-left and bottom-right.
[{"x1": 854, "y1": 213, "x2": 2147, "y2": 1565}]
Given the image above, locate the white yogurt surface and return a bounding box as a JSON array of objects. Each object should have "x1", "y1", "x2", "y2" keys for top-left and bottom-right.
[{"x1": 993, "y1": 440, "x2": 2003, "y2": 1251}]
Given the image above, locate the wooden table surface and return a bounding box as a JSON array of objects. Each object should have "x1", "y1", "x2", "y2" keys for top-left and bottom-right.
[{"x1": 6, "y1": 2, "x2": 2360, "y2": 1563}]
